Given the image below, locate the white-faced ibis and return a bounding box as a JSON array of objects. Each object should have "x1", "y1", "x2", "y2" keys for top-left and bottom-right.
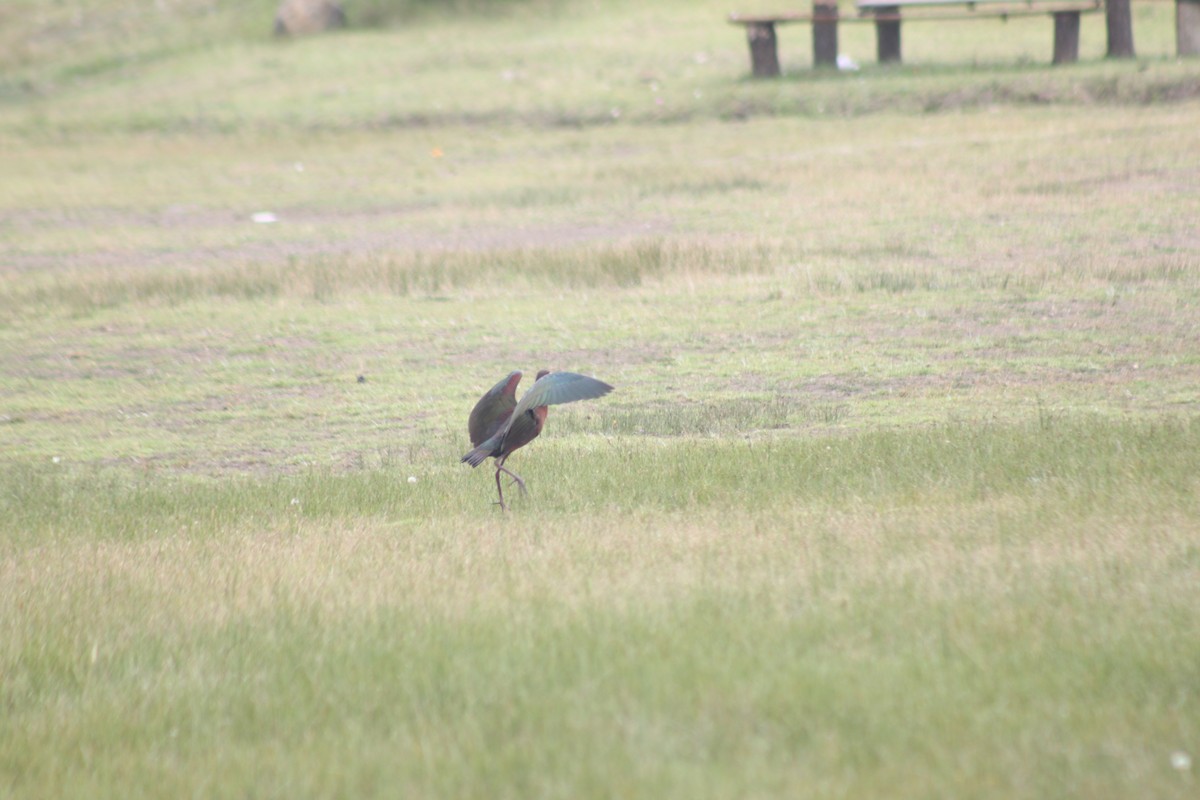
[{"x1": 462, "y1": 370, "x2": 613, "y2": 510}]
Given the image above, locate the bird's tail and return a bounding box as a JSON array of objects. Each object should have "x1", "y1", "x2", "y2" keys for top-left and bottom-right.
[{"x1": 461, "y1": 442, "x2": 493, "y2": 468}]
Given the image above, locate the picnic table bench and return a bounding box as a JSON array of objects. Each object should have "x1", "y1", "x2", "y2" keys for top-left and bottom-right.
[{"x1": 728, "y1": 0, "x2": 1104, "y2": 76}]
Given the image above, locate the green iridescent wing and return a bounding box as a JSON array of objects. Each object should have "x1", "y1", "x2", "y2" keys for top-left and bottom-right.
[
  {"x1": 511, "y1": 371, "x2": 613, "y2": 418},
  {"x1": 467, "y1": 371, "x2": 521, "y2": 447}
]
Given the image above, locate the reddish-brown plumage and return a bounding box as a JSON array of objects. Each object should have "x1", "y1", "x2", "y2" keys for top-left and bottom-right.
[
  {"x1": 495, "y1": 404, "x2": 547, "y2": 459},
  {"x1": 462, "y1": 369, "x2": 613, "y2": 510},
  {"x1": 467, "y1": 370, "x2": 523, "y2": 448},
  {"x1": 464, "y1": 370, "x2": 549, "y2": 465}
]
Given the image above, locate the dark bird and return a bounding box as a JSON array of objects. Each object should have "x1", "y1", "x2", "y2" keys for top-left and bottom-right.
[
  {"x1": 462, "y1": 370, "x2": 613, "y2": 510},
  {"x1": 467, "y1": 370, "x2": 529, "y2": 451}
]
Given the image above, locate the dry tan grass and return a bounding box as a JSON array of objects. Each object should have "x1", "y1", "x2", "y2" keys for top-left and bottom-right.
[{"x1": 6, "y1": 493, "x2": 1196, "y2": 639}]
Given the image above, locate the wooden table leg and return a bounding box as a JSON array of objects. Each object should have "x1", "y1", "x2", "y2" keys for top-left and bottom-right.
[
  {"x1": 813, "y1": 2, "x2": 839, "y2": 67},
  {"x1": 1179, "y1": 0, "x2": 1200, "y2": 56},
  {"x1": 874, "y1": 8, "x2": 902, "y2": 63},
  {"x1": 1052, "y1": 11, "x2": 1081, "y2": 63},
  {"x1": 746, "y1": 22, "x2": 781, "y2": 77}
]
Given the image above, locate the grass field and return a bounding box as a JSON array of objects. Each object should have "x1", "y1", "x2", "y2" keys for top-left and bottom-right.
[{"x1": 2, "y1": 1, "x2": 1199, "y2": 797}]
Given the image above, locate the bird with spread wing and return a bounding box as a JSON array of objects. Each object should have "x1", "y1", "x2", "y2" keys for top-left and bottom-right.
[{"x1": 462, "y1": 370, "x2": 613, "y2": 510}]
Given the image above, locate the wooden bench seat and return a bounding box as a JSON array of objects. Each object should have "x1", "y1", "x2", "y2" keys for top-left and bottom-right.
[
  {"x1": 728, "y1": 0, "x2": 1103, "y2": 76},
  {"x1": 728, "y1": 5, "x2": 858, "y2": 76},
  {"x1": 856, "y1": 0, "x2": 1103, "y2": 64}
]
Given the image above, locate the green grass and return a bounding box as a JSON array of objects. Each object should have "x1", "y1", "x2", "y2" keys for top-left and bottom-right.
[
  {"x1": 2, "y1": 0, "x2": 1200, "y2": 797},
  {"x1": 3, "y1": 415, "x2": 1198, "y2": 537},
  {"x1": 4, "y1": 420, "x2": 1199, "y2": 797},
  {"x1": 1, "y1": 1, "x2": 1194, "y2": 135}
]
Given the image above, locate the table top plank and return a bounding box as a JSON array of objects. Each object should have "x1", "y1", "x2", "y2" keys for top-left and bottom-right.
[{"x1": 857, "y1": 0, "x2": 1095, "y2": 8}]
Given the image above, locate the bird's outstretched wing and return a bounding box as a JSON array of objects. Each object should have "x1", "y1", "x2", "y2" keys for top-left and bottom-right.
[
  {"x1": 468, "y1": 371, "x2": 521, "y2": 447},
  {"x1": 512, "y1": 371, "x2": 613, "y2": 417}
]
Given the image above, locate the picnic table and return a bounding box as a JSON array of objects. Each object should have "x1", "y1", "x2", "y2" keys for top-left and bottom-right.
[{"x1": 728, "y1": 0, "x2": 1104, "y2": 75}]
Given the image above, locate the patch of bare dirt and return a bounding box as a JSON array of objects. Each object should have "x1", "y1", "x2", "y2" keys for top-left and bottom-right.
[{"x1": 0, "y1": 203, "x2": 674, "y2": 272}]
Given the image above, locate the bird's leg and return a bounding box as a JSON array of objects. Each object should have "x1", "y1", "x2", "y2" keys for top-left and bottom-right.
[
  {"x1": 493, "y1": 465, "x2": 508, "y2": 511},
  {"x1": 497, "y1": 465, "x2": 527, "y2": 496},
  {"x1": 495, "y1": 454, "x2": 527, "y2": 496}
]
